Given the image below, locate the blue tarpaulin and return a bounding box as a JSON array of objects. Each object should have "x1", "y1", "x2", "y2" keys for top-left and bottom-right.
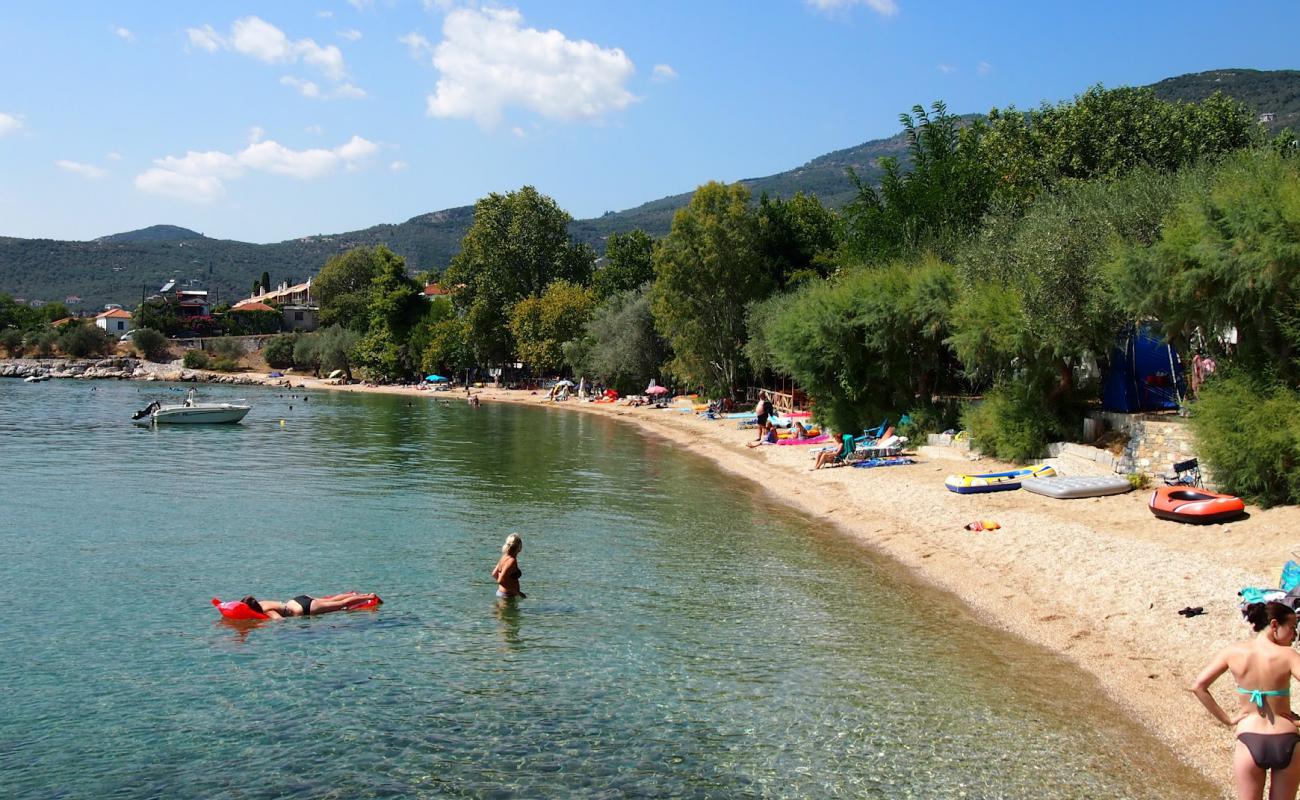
[{"x1": 1101, "y1": 324, "x2": 1185, "y2": 413}]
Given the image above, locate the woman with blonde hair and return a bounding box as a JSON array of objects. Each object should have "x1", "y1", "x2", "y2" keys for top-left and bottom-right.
[
  {"x1": 492, "y1": 533, "x2": 526, "y2": 599},
  {"x1": 1192, "y1": 601, "x2": 1300, "y2": 799}
]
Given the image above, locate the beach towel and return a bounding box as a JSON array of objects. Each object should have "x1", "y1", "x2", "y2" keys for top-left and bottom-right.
[
  {"x1": 777, "y1": 433, "x2": 831, "y2": 446},
  {"x1": 852, "y1": 457, "x2": 916, "y2": 469},
  {"x1": 1282, "y1": 560, "x2": 1300, "y2": 592}
]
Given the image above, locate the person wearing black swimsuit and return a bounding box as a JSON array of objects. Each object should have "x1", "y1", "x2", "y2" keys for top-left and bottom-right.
[
  {"x1": 1192, "y1": 601, "x2": 1300, "y2": 799},
  {"x1": 240, "y1": 591, "x2": 380, "y2": 618},
  {"x1": 492, "y1": 533, "x2": 525, "y2": 599}
]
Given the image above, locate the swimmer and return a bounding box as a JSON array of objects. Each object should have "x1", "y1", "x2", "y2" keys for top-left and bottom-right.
[
  {"x1": 239, "y1": 591, "x2": 381, "y2": 619},
  {"x1": 491, "y1": 533, "x2": 525, "y2": 599},
  {"x1": 1192, "y1": 601, "x2": 1300, "y2": 799}
]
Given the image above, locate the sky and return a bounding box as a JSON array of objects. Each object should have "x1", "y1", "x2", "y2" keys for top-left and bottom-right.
[{"x1": 0, "y1": 0, "x2": 1296, "y2": 244}]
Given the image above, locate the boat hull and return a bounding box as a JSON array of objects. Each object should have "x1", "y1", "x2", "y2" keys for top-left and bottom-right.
[
  {"x1": 945, "y1": 465, "x2": 1056, "y2": 494},
  {"x1": 152, "y1": 405, "x2": 251, "y2": 424}
]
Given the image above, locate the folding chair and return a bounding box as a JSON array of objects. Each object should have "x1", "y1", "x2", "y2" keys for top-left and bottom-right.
[{"x1": 1164, "y1": 458, "x2": 1202, "y2": 488}]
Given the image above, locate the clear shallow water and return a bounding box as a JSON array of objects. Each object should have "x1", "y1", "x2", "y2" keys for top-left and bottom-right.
[{"x1": 0, "y1": 380, "x2": 1215, "y2": 799}]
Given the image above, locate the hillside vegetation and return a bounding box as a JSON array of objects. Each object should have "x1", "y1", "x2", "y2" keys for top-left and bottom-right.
[{"x1": 2, "y1": 68, "x2": 1295, "y2": 310}]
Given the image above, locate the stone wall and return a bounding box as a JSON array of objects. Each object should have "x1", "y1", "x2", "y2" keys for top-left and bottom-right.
[{"x1": 1092, "y1": 411, "x2": 1205, "y2": 485}]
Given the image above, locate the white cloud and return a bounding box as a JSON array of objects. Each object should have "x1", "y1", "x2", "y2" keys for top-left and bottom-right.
[
  {"x1": 400, "y1": 32, "x2": 435, "y2": 61},
  {"x1": 186, "y1": 24, "x2": 223, "y2": 52},
  {"x1": 389, "y1": 160, "x2": 409, "y2": 172},
  {"x1": 305, "y1": 124, "x2": 324, "y2": 135},
  {"x1": 936, "y1": 63, "x2": 954, "y2": 74},
  {"x1": 281, "y1": 76, "x2": 322, "y2": 98},
  {"x1": 423, "y1": 7, "x2": 636, "y2": 127},
  {"x1": 977, "y1": 61, "x2": 993, "y2": 76},
  {"x1": 282, "y1": 75, "x2": 366, "y2": 100},
  {"x1": 339, "y1": 29, "x2": 363, "y2": 42},
  {"x1": 806, "y1": 0, "x2": 899, "y2": 16},
  {"x1": 423, "y1": 0, "x2": 457, "y2": 11},
  {"x1": 511, "y1": 126, "x2": 526, "y2": 138},
  {"x1": 652, "y1": 64, "x2": 678, "y2": 82},
  {"x1": 106, "y1": 152, "x2": 123, "y2": 161},
  {"x1": 317, "y1": 10, "x2": 334, "y2": 19},
  {"x1": 0, "y1": 112, "x2": 22, "y2": 136},
  {"x1": 114, "y1": 26, "x2": 135, "y2": 42},
  {"x1": 187, "y1": 17, "x2": 348, "y2": 81},
  {"x1": 347, "y1": 0, "x2": 373, "y2": 10},
  {"x1": 56, "y1": 160, "x2": 107, "y2": 179},
  {"x1": 135, "y1": 133, "x2": 379, "y2": 203}
]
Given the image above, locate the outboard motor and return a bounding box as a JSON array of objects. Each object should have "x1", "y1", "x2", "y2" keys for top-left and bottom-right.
[{"x1": 132, "y1": 401, "x2": 160, "y2": 420}]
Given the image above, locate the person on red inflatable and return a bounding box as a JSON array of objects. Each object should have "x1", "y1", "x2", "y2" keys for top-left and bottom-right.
[{"x1": 240, "y1": 591, "x2": 381, "y2": 618}]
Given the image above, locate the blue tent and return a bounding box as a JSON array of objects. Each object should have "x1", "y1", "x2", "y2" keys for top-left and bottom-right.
[{"x1": 1101, "y1": 324, "x2": 1185, "y2": 413}]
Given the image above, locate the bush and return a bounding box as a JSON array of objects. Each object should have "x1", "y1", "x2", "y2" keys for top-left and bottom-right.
[
  {"x1": 58, "y1": 323, "x2": 114, "y2": 357},
  {"x1": 183, "y1": 349, "x2": 210, "y2": 369},
  {"x1": 962, "y1": 379, "x2": 1076, "y2": 462},
  {"x1": 208, "y1": 337, "x2": 244, "y2": 360},
  {"x1": 262, "y1": 334, "x2": 298, "y2": 369},
  {"x1": 131, "y1": 328, "x2": 169, "y2": 362},
  {"x1": 1189, "y1": 373, "x2": 1300, "y2": 507},
  {"x1": 1125, "y1": 473, "x2": 1151, "y2": 490},
  {"x1": 898, "y1": 400, "x2": 961, "y2": 442},
  {"x1": 210, "y1": 356, "x2": 240, "y2": 372},
  {"x1": 1, "y1": 327, "x2": 24, "y2": 356},
  {"x1": 26, "y1": 330, "x2": 56, "y2": 358}
]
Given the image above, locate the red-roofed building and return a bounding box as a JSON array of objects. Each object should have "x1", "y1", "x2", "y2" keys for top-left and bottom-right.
[
  {"x1": 95, "y1": 308, "x2": 133, "y2": 336},
  {"x1": 229, "y1": 301, "x2": 276, "y2": 313},
  {"x1": 423, "y1": 282, "x2": 450, "y2": 298}
]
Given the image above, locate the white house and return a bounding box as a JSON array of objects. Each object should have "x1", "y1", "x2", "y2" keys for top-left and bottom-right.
[{"x1": 95, "y1": 308, "x2": 134, "y2": 336}]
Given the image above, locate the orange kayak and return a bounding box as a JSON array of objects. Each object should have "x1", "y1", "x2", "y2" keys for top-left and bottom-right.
[{"x1": 1148, "y1": 486, "x2": 1245, "y2": 524}]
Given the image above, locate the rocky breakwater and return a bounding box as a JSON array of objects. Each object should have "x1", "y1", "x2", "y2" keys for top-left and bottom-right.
[{"x1": 0, "y1": 358, "x2": 274, "y2": 385}]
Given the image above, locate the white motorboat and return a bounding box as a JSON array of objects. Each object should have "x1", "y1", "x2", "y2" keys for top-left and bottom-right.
[
  {"x1": 133, "y1": 388, "x2": 251, "y2": 424},
  {"x1": 24, "y1": 374, "x2": 50, "y2": 383}
]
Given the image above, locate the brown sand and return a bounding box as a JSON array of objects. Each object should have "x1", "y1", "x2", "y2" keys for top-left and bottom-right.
[{"x1": 276, "y1": 376, "x2": 1300, "y2": 795}]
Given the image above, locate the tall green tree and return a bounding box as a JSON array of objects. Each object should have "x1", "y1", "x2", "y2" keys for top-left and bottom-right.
[
  {"x1": 574, "y1": 285, "x2": 669, "y2": 393},
  {"x1": 842, "y1": 102, "x2": 993, "y2": 264},
  {"x1": 261, "y1": 271, "x2": 271, "y2": 294},
  {"x1": 756, "y1": 191, "x2": 842, "y2": 286},
  {"x1": 315, "y1": 246, "x2": 394, "y2": 331},
  {"x1": 592, "y1": 230, "x2": 655, "y2": 300},
  {"x1": 651, "y1": 181, "x2": 768, "y2": 393},
  {"x1": 352, "y1": 250, "x2": 424, "y2": 381},
  {"x1": 508, "y1": 280, "x2": 595, "y2": 373},
  {"x1": 444, "y1": 186, "x2": 595, "y2": 364}
]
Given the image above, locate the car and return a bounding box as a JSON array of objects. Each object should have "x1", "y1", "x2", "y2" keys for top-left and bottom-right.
[{"x1": 120, "y1": 332, "x2": 134, "y2": 342}]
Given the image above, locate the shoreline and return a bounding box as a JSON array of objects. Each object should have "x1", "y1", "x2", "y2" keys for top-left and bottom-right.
[{"x1": 13, "y1": 362, "x2": 1295, "y2": 794}]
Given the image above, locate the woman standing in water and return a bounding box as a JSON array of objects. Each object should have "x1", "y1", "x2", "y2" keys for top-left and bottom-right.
[
  {"x1": 492, "y1": 533, "x2": 525, "y2": 599},
  {"x1": 1192, "y1": 601, "x2": 1300, "y2": 799}
]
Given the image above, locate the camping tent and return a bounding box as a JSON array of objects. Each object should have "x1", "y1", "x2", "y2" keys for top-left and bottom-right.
[{"x1": 1101, "y1": 324, "x2": 1186, "y2": 413}]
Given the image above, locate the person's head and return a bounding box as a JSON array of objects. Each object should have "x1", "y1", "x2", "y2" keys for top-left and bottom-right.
[
  {"x1": 502, "y1": 533, "x2": 523, "y2": 556},
  {"x1": 240, "y1": 595, "x2": 263, "y2": 614},
  {"x1": 1244, "y1": 601, "x2": 1298, "y2": 643}
]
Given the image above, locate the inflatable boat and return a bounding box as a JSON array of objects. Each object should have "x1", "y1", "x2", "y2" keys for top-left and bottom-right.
[
  {"x1": 1022, "y1": 475, "x2": 1133, "y2": 499},
  {"x1": 944, "y1": 465, "x2": 1056, "y2": 494},
  {"x1": 1148, "y1": 486, "x2": 1245, "y2": 524}
]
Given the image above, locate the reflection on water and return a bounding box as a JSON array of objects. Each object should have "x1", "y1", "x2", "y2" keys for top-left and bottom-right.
[{"x1": 0, "y1": 379, "x2": 1217, "y2": 799}]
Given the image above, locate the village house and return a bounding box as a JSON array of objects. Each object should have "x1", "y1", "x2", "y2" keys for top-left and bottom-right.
[{"x1": 95, "y1": 308, "x2": 133, "y2": 335}]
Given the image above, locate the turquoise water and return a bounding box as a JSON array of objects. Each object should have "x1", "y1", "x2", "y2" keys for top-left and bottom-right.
[{"x1": 0, "y1": 379, "x2": 1215, "y2": 799}]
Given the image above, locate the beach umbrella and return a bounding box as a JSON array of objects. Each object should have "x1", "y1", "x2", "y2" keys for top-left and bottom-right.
[
  {"x1": 328, "y1": 369, "x2": 344, "y2": 379},
  {"x1": 425, "y1": 374, "x2": 448, "y2": 382},
  {"x1": 646, "y1": 385, "x2": 669, "y2": 395},
  {"x1": 554, "y1": 379, "x2": 575, "y2": 388}
]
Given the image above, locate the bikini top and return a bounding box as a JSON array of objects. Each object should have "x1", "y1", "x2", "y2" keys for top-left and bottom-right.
[{"x1": 1238, "y1": 687, "x2": 1291, "y2": 710}]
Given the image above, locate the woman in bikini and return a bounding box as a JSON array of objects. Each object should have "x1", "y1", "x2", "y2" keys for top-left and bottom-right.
[
  {"x1": 1192, "y1": 601, "x2": 1300, "y2": 799},
  {"x1": 239, "y1": 591, "x2": 381, "y2": 619},
  {"x1": 492, "y1": 533, "x2": 526, "y2": 599}
]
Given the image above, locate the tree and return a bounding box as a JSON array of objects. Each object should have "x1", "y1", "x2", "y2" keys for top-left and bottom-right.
[
  {"x1": 1109, "y1": 150, "x2": 1300, "y2": 382},
  {"x1": 262, "y1": 334, "x2": 298, "y2": 369},
  {"x1": 294, "y1": 326, "x2": 360, "y2": 380},
  {"x1": 130, "y1": 328, "x2": 169, "y2": 362},
  {"x1": 421, "y1": 316, "x2": 473, "y2": 377},
  {"x1": 576, "y1": 285, "x2": 668, "y2": 393},
  {"x1": 444, "y1": 186, "x2": 595, "y2": 364},
  {"x1": 842, "y1": 102, "x2": 994, "y2": 264},
  {"x1": 508, "y1": 280, "x2": 595, "y2": 373},
  {"x1": 261, "y1": 271, "x2": 271, "y2": 294},
  {"x1": 592, "y1": 230, "x2": 655, "y2": 300},
  {"x1": 351, "y1": 250, "x2": 424, "y2": 381},
  {"x1": 651, "y1": 181, "x2": 768, "y2": 394},
  {"x1": 315, "y1": 246, "x2": 390, "y2": 331},
  {"x1": 1, "y1": 327, "x2": 24, "y2": 356},
  {"x1": 58, "y1": 322, "x2": 114, "y2": 357},
  {"x1": 756, "y1": 192, "x2": 842, "y2": 286},
  {"x1": 980, "y1": 85, "x2": 1260, "y2": 209},
  {"x1": 134, "y1": 296, "x2": 181, "y2": 336}
]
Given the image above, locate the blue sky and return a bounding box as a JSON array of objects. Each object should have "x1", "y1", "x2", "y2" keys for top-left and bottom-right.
[{"x1": 0, "y1": 0, "x2": 1295, "y2": 243}]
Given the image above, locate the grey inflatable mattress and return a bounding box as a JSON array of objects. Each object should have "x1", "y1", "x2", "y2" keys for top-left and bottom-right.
[{"x1": 1021, "y1": 475, "x2": 1133, "y2": 499}]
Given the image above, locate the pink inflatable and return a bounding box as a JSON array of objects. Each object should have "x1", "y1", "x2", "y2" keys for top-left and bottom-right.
[{"x1": 212, "y1": 598, "x2": 270, "y2": 620}]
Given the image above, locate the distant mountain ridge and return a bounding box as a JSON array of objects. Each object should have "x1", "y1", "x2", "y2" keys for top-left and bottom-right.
[{"x1": 3, "y1": 68, "x2": 1296, "y2": 310}]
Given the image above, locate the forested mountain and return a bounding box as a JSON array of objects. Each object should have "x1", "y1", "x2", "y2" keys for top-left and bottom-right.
[{"x1": 3, "y1": 68, "x2": 1295, "y2": 310}]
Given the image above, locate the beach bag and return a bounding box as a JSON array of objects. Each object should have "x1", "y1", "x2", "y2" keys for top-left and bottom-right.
[{"x1": 1282, "y1": 560, "x2": 1300, "y2": 592}]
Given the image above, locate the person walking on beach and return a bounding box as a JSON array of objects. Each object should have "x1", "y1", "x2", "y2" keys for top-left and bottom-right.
[
  {"x1": 1192, "y1": 601, "x2": 1300, "y2": 799},
  {"x1": 492, "y1": 533, "x2": 525, "y2": 599},
  {"x1": 754, "y1": 392, "x2": 772, "y2": 443}
]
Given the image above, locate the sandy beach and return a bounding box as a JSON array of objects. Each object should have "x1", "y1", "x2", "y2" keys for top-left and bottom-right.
[{"x1": 282, "y1": 376, "x2": 1300, "y2": 796}]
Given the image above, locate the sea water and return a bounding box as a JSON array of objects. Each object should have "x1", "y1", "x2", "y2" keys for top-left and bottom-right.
[{"x1": 0, "y1": 379, "x2": 1216, "y2": 798}]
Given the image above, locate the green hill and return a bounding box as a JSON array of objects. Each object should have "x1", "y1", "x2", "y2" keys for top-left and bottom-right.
[{"x1": 3, "y1": 68, "x2": 1296, "y2": 311}]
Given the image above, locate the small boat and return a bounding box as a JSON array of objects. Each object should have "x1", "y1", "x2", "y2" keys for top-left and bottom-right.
[
  {"x1": 24, "y1": 374, "x2": 50, "y2": 383},
  {"x1": 133, "y1": 388, "x2": 251, "y2": 425},
  {"x1": 945, "y1": 464, "x2": 1056, "y2": 494},
  {"x1": 1022, "y1": 475, "x2": 1133, "y2": 499},
  {"x1": 1148, "y1": 486, "x2": 1246, "y2": 524}
]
